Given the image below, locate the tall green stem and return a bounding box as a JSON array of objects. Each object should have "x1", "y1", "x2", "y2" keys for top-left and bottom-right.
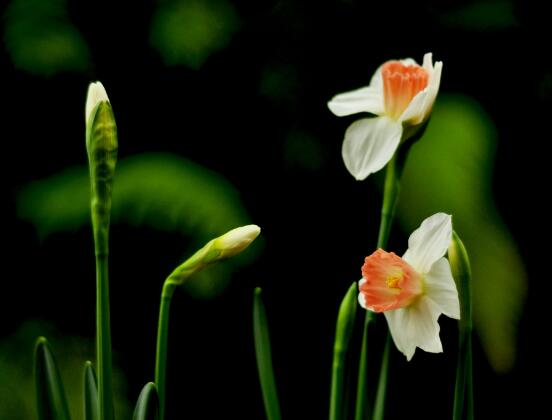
[
  {"x1": 86, "y1": 90, "x2": 118, "y2": 420},
  {"x1": 155, "y1": 282, "x2": 176, "y2": 420},
  {"x1": 96, "y1": 249, "x2": 113, "y2": 420},
  {"x1": 372, "y1": 335, "x2": 390, "y2": 420},
  {"x1": 450, "y1": 232, "x2": 473, "y2": 420},
  {"x1": 355, "y1": 156, "x2": 401, "y2": 420}
]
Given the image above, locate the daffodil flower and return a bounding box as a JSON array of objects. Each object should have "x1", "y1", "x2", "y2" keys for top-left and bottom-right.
[
  {"x1": 328, "y1": 53, "x2": 442, "y2": 180},
  {"x1": 358, "y1": 213, "x2": 460, "y2": 360}
]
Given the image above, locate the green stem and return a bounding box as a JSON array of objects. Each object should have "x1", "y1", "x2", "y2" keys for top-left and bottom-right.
[
  {"x1": 353, "y1": 312, "x2": 375, "y2": 420},
  {"x1": 451, "y1": 232, "x2": 473, "y2": 420},
  {"x1": 466, "y1": 335, "x2": 474, "y2": 420},
  {"x1": 372, "y1": 335, "x2": 390, "y2": 420},
  {"x1": 155, "y1": 282, "x2": 176, "y2": 420},
  {"x1": 354, "y1": 156, "x2": 401, "y2": 420},
  {"x1": 96, "y1": 247, "x2": 114, "y2": 420}
]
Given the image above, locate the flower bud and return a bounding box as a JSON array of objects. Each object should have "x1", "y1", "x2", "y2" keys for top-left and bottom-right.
[
  {"x1": 85, "y1": 81, "x2": 118, "y2": 251},
  {"x1": 166, "y1": 225, "x2": 261, "y2": 286}
]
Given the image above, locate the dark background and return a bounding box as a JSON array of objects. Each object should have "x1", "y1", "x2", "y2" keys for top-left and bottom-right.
[{"x1": 1, "y1": 0, "x2": 550, "y2": 418}]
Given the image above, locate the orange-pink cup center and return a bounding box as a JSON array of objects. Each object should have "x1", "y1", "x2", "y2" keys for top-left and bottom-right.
[
  {"x1": 359, "y1": 249, "x2": 423, "y2": 312},
  {"x1": 382, "y1": 61, "x2": 429, "y2": 120}
]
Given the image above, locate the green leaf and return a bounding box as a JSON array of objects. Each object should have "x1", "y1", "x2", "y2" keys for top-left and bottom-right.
[
  {"x1": 150, "y1": 0, "x2": 240, "y2": 69},
  {"x1": 83, "y1": 361, "x2": 98, "y2": 420},
  {"x1": 3, "y1": 0, "x2": 91, "y2": 76},
  {"x1": 132, "y1": 383, "x2": 159, "y2": 420},
  {"x1": 253, "y1": 288, "x2": 282, "y2": 420},
  {"x1": 17, "y1": 152, "x2": 258, "y2": 298},
  {"x1": 396, "y1": 94, "x2": 527, "y2": 372},
  {"x1": 330, "y1": 282, "x2": 357, "y2": 420},
  {"x1": 34, "y1": 337, "x2": 72, "y2": 420}
]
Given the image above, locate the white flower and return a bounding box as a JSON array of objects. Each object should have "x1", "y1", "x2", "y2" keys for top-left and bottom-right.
[
  {"x1": 85, "y1": 81, "x2": 110, "y2": 123},
  {"x1": 328, "y1": 53, "x2": 442, "y2": 180},
  {"x1": 358, "y1": 213, "x2": 459, "y2": 360}
]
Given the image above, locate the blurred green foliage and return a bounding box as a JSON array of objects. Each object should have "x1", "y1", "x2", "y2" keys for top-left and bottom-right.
[
  {"x1": 17, "y1": 153, "x2": 258, "y2": 298},
  {"x1": 3, "y1": 0, "x2": 91, "y2": 76},
  {"x1": 150, "y1": 0, "x2": 240, "y2": 69},
  {"x1": 397, "y1": 94, "x2": 526, "y2": 372},
  {"x1": 440, "y1": 0, "x2": 517, "y2": 31},
  {"x1": 0, "y1": 322, "x2": 130, "y2": 420}
]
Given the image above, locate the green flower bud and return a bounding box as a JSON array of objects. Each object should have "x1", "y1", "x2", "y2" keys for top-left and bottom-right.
[
  {"x1": 85, "y1": 82, "x2": 118, "y2": 253},
  {"x1": 166, "y1": 225, "x2": 261, "y2": 286}
]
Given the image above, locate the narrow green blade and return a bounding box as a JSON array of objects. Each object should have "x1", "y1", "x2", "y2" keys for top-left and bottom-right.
[
  {"x1": 133, "y1": 382, "x2": 160, "y2": 420},
  {"x1": 83, "y1": 361, "x2": 99, "y2": 420},
  {"x1": 34, "y1": 336, "x2": 72, "y2": 420},
  {"x1": 253, "y1": 288, "x2": 282, "y2": 420},
  {"x1": 329, "y1": 282, "x2": 358, "y2": 420}
]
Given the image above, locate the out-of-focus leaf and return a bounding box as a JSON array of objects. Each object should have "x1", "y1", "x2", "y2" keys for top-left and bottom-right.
[
  {"x1": 397, "y1": 94, "x2": 526, "y2": 372},
  {"x1": 150, "y1": 0, "x2": 240, "y2": 69},
  {"x1": 83, "y1": 362, "x2": 98, "y2": 420},
  {"x1": 3, "y1": 0, "x2": 91, "y2": 76},
  {"x1": 0, "y1": 322, "x2": 130, "y2": 420},
  {"x1": 440, "y1": 0, "x2": 518, "y2": 31},
  {"x1": 17, "y1": 153, "x2": 258, "y2": 298},
  {"x1": 35, "y1": 337, "x2": 72, "y2": 420},
  {"x1": 132, "y1": 383, "x2": 159, "y2": 420}
]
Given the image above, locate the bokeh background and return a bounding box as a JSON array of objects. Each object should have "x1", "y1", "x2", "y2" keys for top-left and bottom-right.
[{"x1": 1, "y1": 0, "x2": 549, "y2": 418}]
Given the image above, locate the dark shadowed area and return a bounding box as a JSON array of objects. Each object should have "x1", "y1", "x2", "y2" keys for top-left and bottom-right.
[{"x1": 1, "y1": 0, "x2": 549, "y2": 418}]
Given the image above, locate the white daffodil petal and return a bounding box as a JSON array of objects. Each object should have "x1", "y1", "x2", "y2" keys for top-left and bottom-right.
[
  {"x1": 403, "y1": 213, "x2": 452, "y2": 274},
  {"x1": 425, "y1": 60, "x2": 443, "y2": 110},
  {"x1": 384, "y1": 296, "x2": 443, "y2": 361},
  {"x1": 358, "y1": 277, "x2": 367, "y2": 308},
  {"x1": 341, "y1": 117, "x2": 402, "y2": 180},
  {"x1": 422, "y1": 53, "x2": 433, "y2": 72},
  {"x1": 399, "y1": 56, "x2": 442, "y2": 125},
  {"x1": 399, "y1": 89, "x2": 428, "y2": 124},
  {"x1": 425, "y1": 257, "x2": 460, "y2": 319},
  {"x1": 370, "y1": 66, "x2": 383, "y2": 89},
  {"x1": 85, "y1": 81, "x2": 109, "y2": 123},
  {"x1": 328, "y1": 86, "x2": 384, "y2": 116},
  {"x1": 399, "y1": 58, "x2": 418, "y2": 66}
]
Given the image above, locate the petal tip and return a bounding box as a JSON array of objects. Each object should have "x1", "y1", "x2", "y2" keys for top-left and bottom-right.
[{"x1": 85, "y1": 81, "x2": 110, "y2": 122}]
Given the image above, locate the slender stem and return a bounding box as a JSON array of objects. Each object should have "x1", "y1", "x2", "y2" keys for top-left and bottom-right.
[
  {"x1": 376, "y1": 157, "x2": 400, "y2": 250},
  {"x1": 155, "y1": 282, "x2": 176, "y2": 420},
  {"x1": 451, "y1": 232, "x2": 473, "y2": 420},
  {"x1": 354, "y1": 156, "x2": 401, "y2": 420},
  {"x1": 96, "y1": 245, "x2": 114, "y2": 420},
  {"x1": 372, "y1": 335, "x2": 390, "y2": 420},
  {"x1": 353, "y1": 312, "x2": 375, "y2": 420},
  {"x1": 466, "y1": 334, "x2": 474, "y2": 420}
]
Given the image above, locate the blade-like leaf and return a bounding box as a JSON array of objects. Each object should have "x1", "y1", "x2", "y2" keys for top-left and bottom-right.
[
  {"x1": 83, "y1": 361, "x2": 98, "y2": 420},
  {"x1": 132, "y1": 382, "x2": 159, "y2": 420},
  {"x1": 253, "y1": 288, "x2": 282, "y2": 420},
  {"x1": 34, "y1": 336, "x2": 72, "y2": 420},
  {"x1": 396, "y1": 94, "x2": 527, "y2": 371},
  {"x1": 329, "y1": 282, "x2": 358, "y2": 420}
]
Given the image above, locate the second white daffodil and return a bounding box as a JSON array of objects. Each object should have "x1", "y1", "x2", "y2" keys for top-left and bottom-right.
[
  {"x1": 328, "y1": 53, "x2": 442, "y2": 180},
  {"x1": 358, "y1": 213, "x2": 460, "y2": 360}
]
